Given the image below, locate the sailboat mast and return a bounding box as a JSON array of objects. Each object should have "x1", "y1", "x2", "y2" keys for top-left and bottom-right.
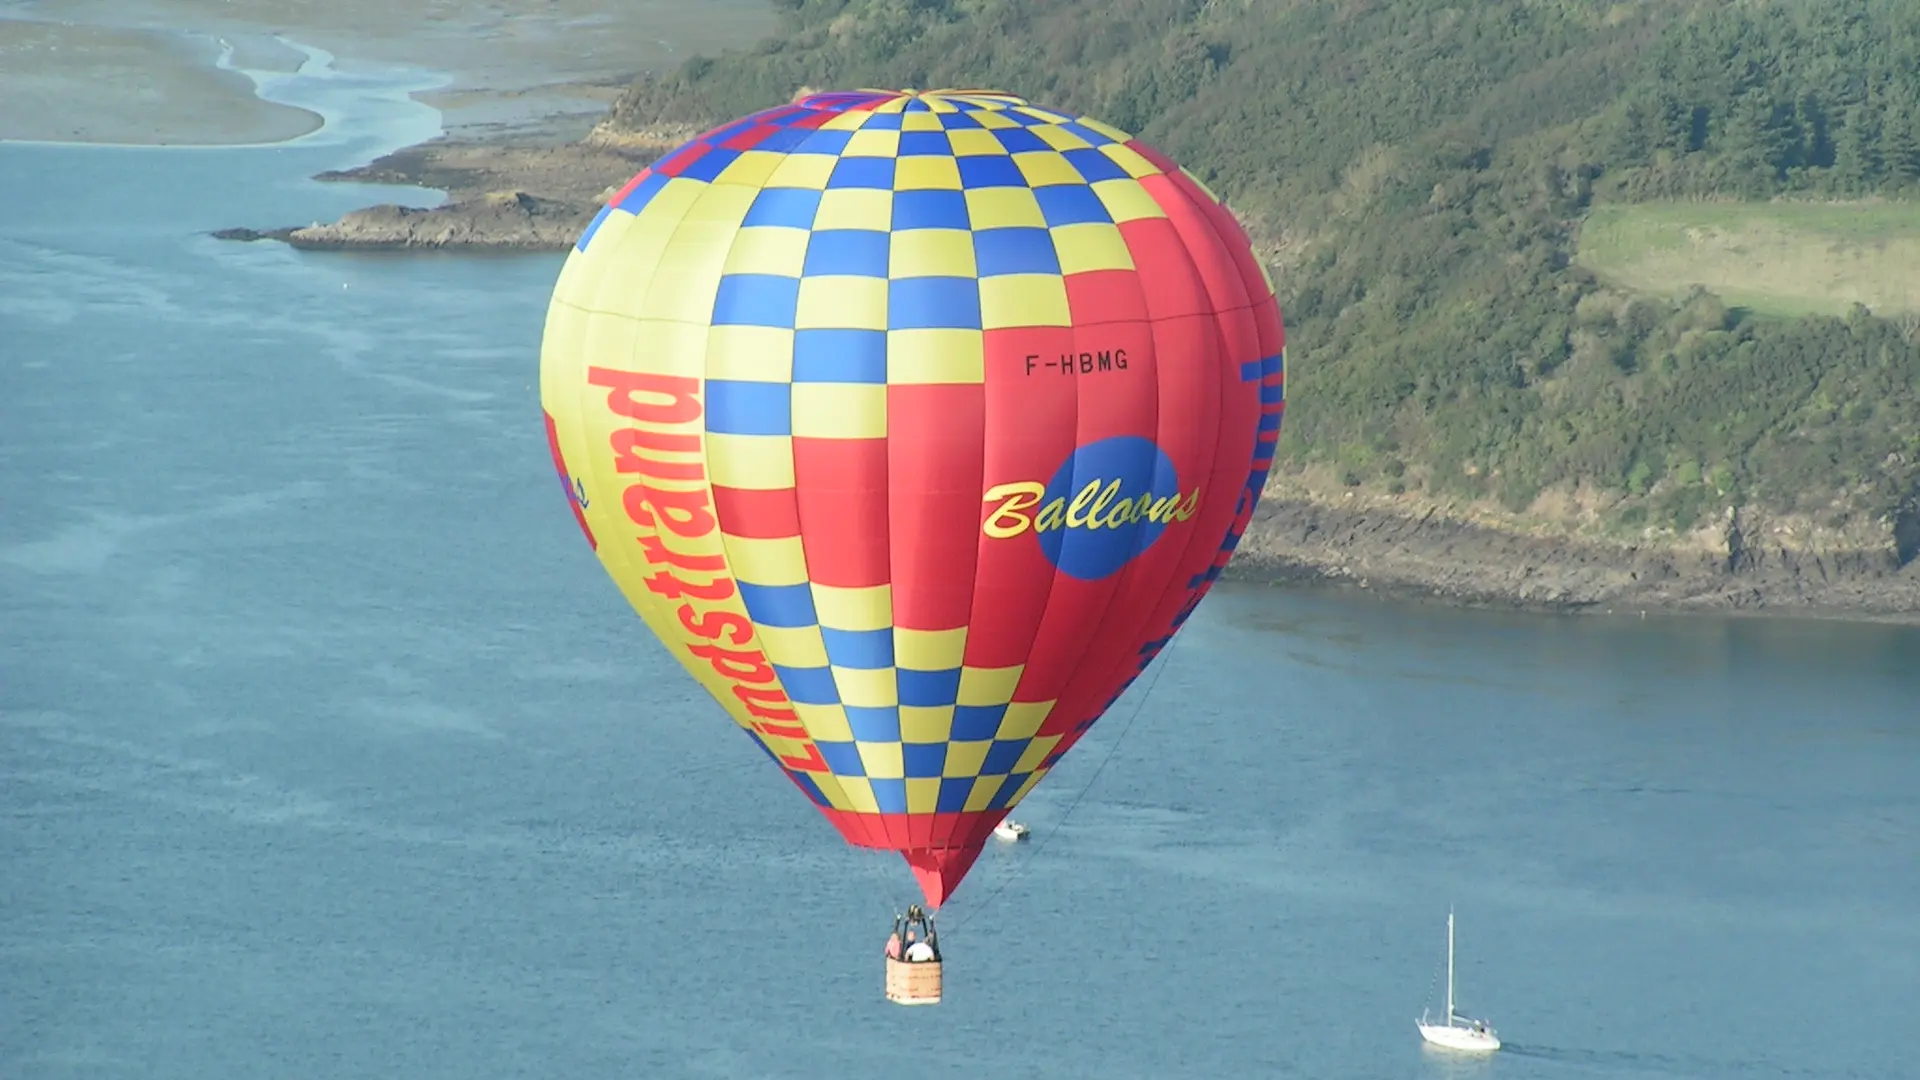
[{"x1": 1445, "y1": 908, "x2": 1455, "y2": 1021}]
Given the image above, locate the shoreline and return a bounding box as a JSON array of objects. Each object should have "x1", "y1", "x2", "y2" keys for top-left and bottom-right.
[
  {"x1": 229, "y1": 116, "x2": 1920, "y2": 627},
  {"x1": 25, "y1": 7, "x2": 1908, "y2": 627},
  {"x1": 212, "y1": 129, "x2": 656, "y2": 250},
  {"x1": 1223, "y1": 492, "x2": 1920, "y2": 627},
  {"x1": 221, "y1": 110, "x2": 1920, "y2": 628},
  {"x1": 0, "y1": 20, "x2": 325, "y2": 146},
  {"x1": 0, "y1": 0, "x2": 771, "y2": 148}
]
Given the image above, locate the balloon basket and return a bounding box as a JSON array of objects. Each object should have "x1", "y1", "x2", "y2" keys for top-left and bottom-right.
[{"x1": 885, "y1": 957, "x2": 943, "y2": 1006}]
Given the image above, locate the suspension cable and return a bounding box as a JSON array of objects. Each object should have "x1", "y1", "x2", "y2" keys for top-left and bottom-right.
[{"x1": 945, "y1": 637, "x2": 1182, "y2": 934}]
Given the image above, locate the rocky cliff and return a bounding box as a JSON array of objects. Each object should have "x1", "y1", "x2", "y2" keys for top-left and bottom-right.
[
  {"x1": 213, "y1": 126, "x2": 695, "y2": 253},
  {"x1": 1228, "y1": 471, "x2": 1920, "y2": 622},
  {"x1": 219, "y1": 190, "x2": 589, "y2": 251}
]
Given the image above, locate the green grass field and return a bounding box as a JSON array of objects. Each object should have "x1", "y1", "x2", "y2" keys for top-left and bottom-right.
[{"x1": 1575, "y1": 200, "x2": 1920, "y2": 318}]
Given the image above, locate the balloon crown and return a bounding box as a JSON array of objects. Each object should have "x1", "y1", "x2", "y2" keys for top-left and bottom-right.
[{"x1": 792, "y1": 88, "x2": 1048, "y2": 115}]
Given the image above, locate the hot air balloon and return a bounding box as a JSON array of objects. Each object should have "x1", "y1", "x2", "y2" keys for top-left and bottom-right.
[{"x1": 538, "y1": 87, "x2": 1284, "y2": 962}]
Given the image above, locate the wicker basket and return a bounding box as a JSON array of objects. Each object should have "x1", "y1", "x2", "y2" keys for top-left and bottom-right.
[{"x1": 884, "y1": 956, "x2": 943, "y2": 1005}]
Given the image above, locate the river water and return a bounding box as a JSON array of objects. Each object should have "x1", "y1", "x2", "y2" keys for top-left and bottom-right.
[{"x1": 2, "y1": 40, "x2": 1915, "y2": 1080}]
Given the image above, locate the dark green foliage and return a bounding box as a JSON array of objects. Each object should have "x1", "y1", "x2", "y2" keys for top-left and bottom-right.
[
  {"x1": 1599, "y1": 0, "x2": 1920, "y2": 198},
  {"x1": 614, "y1": 0, "x2": 1920, "y2": 529}
]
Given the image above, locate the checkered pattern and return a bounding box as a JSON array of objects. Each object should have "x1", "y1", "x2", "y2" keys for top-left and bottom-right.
[{"x1": 546, "y1": 89, "x2": 1285, "y2": 884}]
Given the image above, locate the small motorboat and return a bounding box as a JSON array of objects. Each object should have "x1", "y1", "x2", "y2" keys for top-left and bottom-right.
[{"x1": 993, "y1": 819, "x2": 1029, "y2": 842}]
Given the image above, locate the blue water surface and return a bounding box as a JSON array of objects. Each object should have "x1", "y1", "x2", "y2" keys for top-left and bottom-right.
[{"x1": 2, "y1": 42, "x2": 1914, "y2": 1080}]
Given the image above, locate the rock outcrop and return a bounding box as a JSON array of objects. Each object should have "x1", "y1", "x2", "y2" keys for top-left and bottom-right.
[
  {"x1": 1226, "y1": 486, "x2": 1920, "y2": 622},
  {"x1": 214, "y1": 136, "x2": 659, "y2": 253},
  {"x1": 284, "y1": 190, "x2": 589, "y2": 251}
]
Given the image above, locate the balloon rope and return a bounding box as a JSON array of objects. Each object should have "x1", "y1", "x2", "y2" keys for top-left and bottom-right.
[{"x1": 945, "y1": 636, "x2": 1181, "y2": 934}]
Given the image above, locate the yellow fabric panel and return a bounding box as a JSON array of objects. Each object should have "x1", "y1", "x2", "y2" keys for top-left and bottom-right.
[
  {"x1": 887, "y1": 328, "x2": 984, "y2": 384},
  {"x1": 756, "y1": 624, "x2": 830, "y2": 669},
  {"x1": 1097, "y1": 142, "x2": 1163, "y2": 179},
  {"x1": 713, "y1": 150, "x2": 784, "y2": 188},
  {"x1": 792, "y1": 383, "x2": 886, "y2": 439},
  {"x1": 722, "y1": 225, "x2": 809, "y2": 277},
  {"x1": 706, "y1": 325, "x2": 795, "y2": 382},
  {"x1": 811, "y1": 584, "x2": 893, "y2": 631},
  {"x1": 1091, "y1": 178, "x2": 1168, "y2": 223},
  {"x1": 1012, "y1": 151, "x2": 1083, "y2": 188},
  {"x1": 858, "y1": 741, "x2": 906, "y2": 780},
  {"x1": 765, "y1": 153, "x2": 836, "y2": 189},
  {"x1": 1077, "y1": 116, "x2": 1134, "y2": 142},
  {"x1": 1013, "y1": 106, "x2": 1071, "y2": 124},
  {"x1": 1013, "y1": 735, "x2": 1062, "y2": 774},
  {"x1": 1052, "y1": 222, "x2": 1137, "y2": 274},
  {"x1": 964, "y1": 187, "x2": 1044, "y2": 229},
  {"x1": 819, "y1": 110, "x2": 873, "y2": 132},
  {"x1": 899, "y1": 706, "x2": 956, "y2": 744},
  {"x1": 957, "y1": 665, "x2": 1023, "y2": 707},
  {"x1": 796, "y1": 275, "x2": 887, "y2": 330},
  {"x1": 682, "y1": 183, "x2": 757, "y2": 224},
  {"x1": 637, "y1": 220, "x2": 739, "y2": 323},
  {"x1": 813, "y1": 189, "x2": 892, "y2": 231},
  {"x1": 836, "y1": 776, "x2": 880, "y2": 814},
  {"x1": 996, "y1": 701, "x2": 1056, "y2": 742},
  {"x1": 844, "y1": 128, "x2": 901, "y2": 158},
  {"x1": 1031, "y1": 124, "x2": 1094, "y2": 152},
  {"x1": 894, "y1": 627, "x2": 967, "y2": 671},
  {"x1": 705, "y1": 434, "x2": 796, "y2": 491},
  {"x1": 980, "y1": 274, "x2": 1071, "y2": 329},
  {"x1": 895, "y1": 156, "x2": 963, "y2": 190},
  {"x1": 962, "y1": 775, "x2": 1007, "y2": 811},
  {"x1": 946, "y1": 129, "x2": 1009, "y2": 157},
  {"x1": 1001, "y1": 770, "x2": 1046, "y2": 806},
  {"x1": 720, "y1": 534, "x2": 809, "y2": 585},
  {"x1": 890, "y1": 229, "x2": 976, "y2": 278},
  {"x1": 795, "y1": 702, "x2": 855, "y2": 743},
  {"x1": 833, "y1": 666, "x2": 898, "y2": 709},
  {"x1": 905, "y1": 777, "x2": 942, "y2": 815},
  {"x1": 943, "y1": 740, "x2": 992, "y2": 778},
  {"x1": 631, "y1": 318, "x2": 709, "y2": 380}
]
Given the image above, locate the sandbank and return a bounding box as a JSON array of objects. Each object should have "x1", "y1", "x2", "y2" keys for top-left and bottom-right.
[
  {"x1": 0, "y1": 0, "x2": 774, "y2": 146},
  {"x1": 0, "y1": 19, "x2": 321, "y2": 145}
]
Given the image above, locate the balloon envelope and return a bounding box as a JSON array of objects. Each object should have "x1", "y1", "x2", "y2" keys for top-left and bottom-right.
[{"x1": 539, "y1": 88, "x2": 1284, "y2": 908}]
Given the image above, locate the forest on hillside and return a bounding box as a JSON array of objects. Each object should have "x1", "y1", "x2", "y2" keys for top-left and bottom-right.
[{"x1": 609, "y1": 0, "x2": 1920, "y2": 537}]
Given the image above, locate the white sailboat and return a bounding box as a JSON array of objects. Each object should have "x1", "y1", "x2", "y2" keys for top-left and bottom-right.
[{"x1": 1416, "y1": 907, "x2": 1501, "y2": 1052}]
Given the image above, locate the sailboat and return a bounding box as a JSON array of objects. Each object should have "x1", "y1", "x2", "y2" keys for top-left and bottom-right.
[{"x1": 1416, "y1": 907, "x2": 1501, "y2": 1052}]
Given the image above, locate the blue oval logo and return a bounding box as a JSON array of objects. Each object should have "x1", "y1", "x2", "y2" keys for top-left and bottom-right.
[{"x1": 980, "y1": 435, "x2": 1199, "y2": 581}]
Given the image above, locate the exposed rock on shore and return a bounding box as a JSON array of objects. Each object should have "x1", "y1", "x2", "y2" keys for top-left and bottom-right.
[
  {"x1": 214, "y1": 135, "x2": 663, "y2": 252},
  {"x1": 224, "y1": 190, "x2": 589, "y2": 251},
  {"x1": 1227, "y1": 477, "x2": 1920, "y2": 623}
]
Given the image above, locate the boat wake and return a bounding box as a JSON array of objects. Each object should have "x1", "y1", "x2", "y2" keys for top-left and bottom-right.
[{"x1": 1500, "y1": 1043, "x2": 1837, "y2": 1078}]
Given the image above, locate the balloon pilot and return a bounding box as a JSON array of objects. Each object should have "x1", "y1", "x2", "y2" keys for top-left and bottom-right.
[{"x1": 887, "y1": 904, "x2": 940, "y2": 964}]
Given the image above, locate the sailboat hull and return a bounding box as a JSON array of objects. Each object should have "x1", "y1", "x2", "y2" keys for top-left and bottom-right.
[{"x1": 1416, "y1": 1021, "x2": 1501, "y2": 1052}]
